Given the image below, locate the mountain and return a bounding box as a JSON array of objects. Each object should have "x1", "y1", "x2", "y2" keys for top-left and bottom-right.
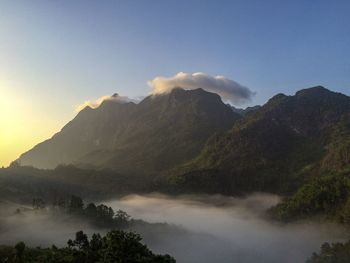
[
  {"x1": 170, "y1": 86, "x2": 350, "y2": 194},
  {"x1": 231, "y1": 105, "x2": 261, "y2": 116},
  {"x1": 17, "y1": 88, "x2": 240, "y2": 173}
]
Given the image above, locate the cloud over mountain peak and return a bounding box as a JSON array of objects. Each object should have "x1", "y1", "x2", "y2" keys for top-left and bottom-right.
[
  {"x1": 148, "y1": 72, "x2": 255, "y2": 105},
  {"x1": 75, "y1": 93, "x2": 136, "y2": 112}
]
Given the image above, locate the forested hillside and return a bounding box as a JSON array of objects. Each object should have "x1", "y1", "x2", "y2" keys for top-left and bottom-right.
[{"x1": 170, "y1": 87, "x2": 350, "y2": 195}]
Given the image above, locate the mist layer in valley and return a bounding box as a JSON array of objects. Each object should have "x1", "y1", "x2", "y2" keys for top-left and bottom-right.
[{"x1": 0, "y1": 194, "x2": 347, "y2": 263}]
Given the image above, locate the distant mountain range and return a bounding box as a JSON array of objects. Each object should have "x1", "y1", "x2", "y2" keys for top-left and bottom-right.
[
  {"x1": 0, "y1": 84, "x2": 348, "y2": 231},
  {"x1": 16, "y1": 86, "x2": 350, "y2": 197}
]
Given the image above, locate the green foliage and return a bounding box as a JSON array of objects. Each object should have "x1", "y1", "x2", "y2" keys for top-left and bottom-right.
[
  {"x1": 0, "y1": 165, "x2": 152, "y2": 202},
  {"x1": 307, "y1": 241, "x2": 350, "y2": 263},
  {"x1": 15, "y1": 242, "x2": 25, "y2": 263},
  {"x1": 52, "y1": 195, "x2": 132, "y2": 229},
  {"x1": 271, "y1": 173, "x2": 350, "y2": 222},
  {"x1": 171, "y1": 87, "x2": 350, "y2": 195},
  {"x1": 322, "y1": 115, "x2": 350, "y2": 172},
  {"x1": 0, "y1": 230, "x2": 175, "y2": 263},
  {"x1": 68, "y1": 195, "x2": 84, "y2": 212}
]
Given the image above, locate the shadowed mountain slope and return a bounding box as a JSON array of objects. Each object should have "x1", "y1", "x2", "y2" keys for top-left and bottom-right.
[{"x1": 18, "y1": 88, "x2": 240, "y2": 173}]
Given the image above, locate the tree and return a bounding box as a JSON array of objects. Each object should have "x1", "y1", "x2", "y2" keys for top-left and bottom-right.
[
  {"x1": 114, "y1": 210, "x2": 131, "y2": 228},
  {"x1": 68, "y1": 195, "x2": 84, "y2": 212},
  {"x1": 15, "y1": 242, "x2": 25, "y2": 263},
  {"x1": 96, "y1": 204, "x2": 114, "y2": 224},
  {"x1": 68, "y1": 231, "x2": 89, "y2": 251},
  {"x1": 307, "y1": 240, "x2": 350, "y2": 263},
  {"x1": 85, "y1": 203, "x2": 97, "y2": 217},
  {"x1": 32, "y1": 198, "x2": 45, "y2": 210},
  {"x1": 99, "y1": 230, "x2": 175, "y2": 263},
  {"x1": 0, "y1": 230, "x2": 176, "y2": 263}
]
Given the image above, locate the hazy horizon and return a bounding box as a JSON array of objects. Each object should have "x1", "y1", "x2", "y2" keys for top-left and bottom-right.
[{"x1": 1, "y1": 194, "x2": 346, "y2": 263}]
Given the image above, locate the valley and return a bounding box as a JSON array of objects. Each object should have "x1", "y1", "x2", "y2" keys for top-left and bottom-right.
[{"x1": 1, "y1": 86, "x2": 350, "y2": 262}]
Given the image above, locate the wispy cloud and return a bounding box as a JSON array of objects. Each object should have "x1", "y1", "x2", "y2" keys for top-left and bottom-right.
[
  {"x1": 148, "y1": 72, "x2": 255, "y2": 105},
  {"x1": 75, "y1": 93, "x2": 137, "y2": 112}
]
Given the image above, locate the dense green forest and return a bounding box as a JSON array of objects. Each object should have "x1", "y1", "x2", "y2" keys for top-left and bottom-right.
[
  {"x1": 28, "y1": 195, "x2": 176, "y2": 233},
  {"x1": 0, "y1": 164, "x2": 153, "y2": 203},
  {"x1": 0, "y1": 196, "x2": 181, "y2": 262},
  {"x1": 271, "y1": 171, "x2": 350, "y2": 223},
  {"x1": 30, "y1": 195, "x2": 132, "y2": 229},
  {"x1": 307, "y1": 241, "x2": 350, "y2": 263},
  {"x1": 0, "y1": 230, "x2": 175, "y2": 263},
  {"x1": 169, "y1": 87, "x2": 350, "y2": 195}
]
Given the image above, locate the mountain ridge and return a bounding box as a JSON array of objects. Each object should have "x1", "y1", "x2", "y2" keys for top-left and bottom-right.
[
  {"x1": 16, "y1": 86, "x2": 350, "y2": 197},
  {"x1": 169, "y1": 86, "x2": 350, "y2": 194},
  {"x1": 18, "y1": 88, "x2": 240, "y2": 173}
]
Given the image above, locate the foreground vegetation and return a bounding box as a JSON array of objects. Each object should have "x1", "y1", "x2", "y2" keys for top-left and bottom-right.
[
  {"x1": 31, "y1": 195, "x2": 132, "y2": 229},
  {"x1": 0, "y1": 196, "x2": 177, "y2": 262},
  {"x1": 270, "y1": 170, "x2": 350, "y2": 224},
  {"x1": 307, "y1": 241, "x2": 350, "y2": 263},
  {"x1": 271, "y1": 170, "x2": 350, "y2": 263},
  {"x1": 0, "y1": 230, "x2": 175, "y2": 263}
]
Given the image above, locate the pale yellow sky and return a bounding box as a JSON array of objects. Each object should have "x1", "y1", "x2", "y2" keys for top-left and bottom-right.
[{"x1": 0, "y1": 82, "x2": 72, "y2": 167}]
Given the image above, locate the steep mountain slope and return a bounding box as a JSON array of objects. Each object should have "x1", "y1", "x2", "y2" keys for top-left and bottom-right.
[
  {"x1": 18, "y1": 88, "x2": 240, "y2": 173},
  {"x1": 18, "y1": 98, "x2": 137, "y2": 169},
  {"x1": 231, "y1": 105, "x2": 261, "y2": 116},
  {"x1": 171, "y1": 86, "x2": 350, "y2": 194}
]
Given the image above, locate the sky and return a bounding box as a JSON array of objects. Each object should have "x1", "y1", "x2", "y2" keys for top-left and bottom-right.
[{"x1": 0, "y1": 0, "x2": 350, "y2": 167}]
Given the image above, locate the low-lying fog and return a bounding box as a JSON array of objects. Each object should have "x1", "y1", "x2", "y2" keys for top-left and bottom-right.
[
  {"x1": 106, "y1": 193, "x2": 347, "y2": 263},
  {"x1": 0, "y1": 193, "x2": 347, "y2": 263}
]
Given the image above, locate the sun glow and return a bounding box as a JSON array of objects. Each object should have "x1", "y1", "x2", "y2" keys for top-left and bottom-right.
[{"x1": 0, "y1": 82, "x2": 60, "y2": 167}]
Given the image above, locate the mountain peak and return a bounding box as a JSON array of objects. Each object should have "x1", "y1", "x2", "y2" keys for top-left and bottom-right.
[
  {"x1": 168, "y1": 87, "x2": 221, "y2": 101},
  {"x1": 144, "y1": 88, "x2": 223, "y2": 106},
  {"x1": 169, "y1": 87, "x2": 209, "y2": 95},
  {"x1": 295, "y1": 86, "x2": 330, "y2": 97},
  {"x1": 18, "y1": 87, "x2": 239, "y2": 170},
  {"x1": 266, "y1": 93, "x2": 288, "y2": 105}
]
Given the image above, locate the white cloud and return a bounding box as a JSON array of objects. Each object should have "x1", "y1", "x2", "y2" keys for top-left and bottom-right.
[
  {"x1": 75, "y1": 93, "x2": 137, "y2": 112},
  {"x1": 148, "y1": 72, "x2": 255, "y2": 105}
]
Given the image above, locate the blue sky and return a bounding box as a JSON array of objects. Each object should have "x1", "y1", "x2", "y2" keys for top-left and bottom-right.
[{"x1": 0, "y1": 0, "x2": 350, "y2": 165}]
